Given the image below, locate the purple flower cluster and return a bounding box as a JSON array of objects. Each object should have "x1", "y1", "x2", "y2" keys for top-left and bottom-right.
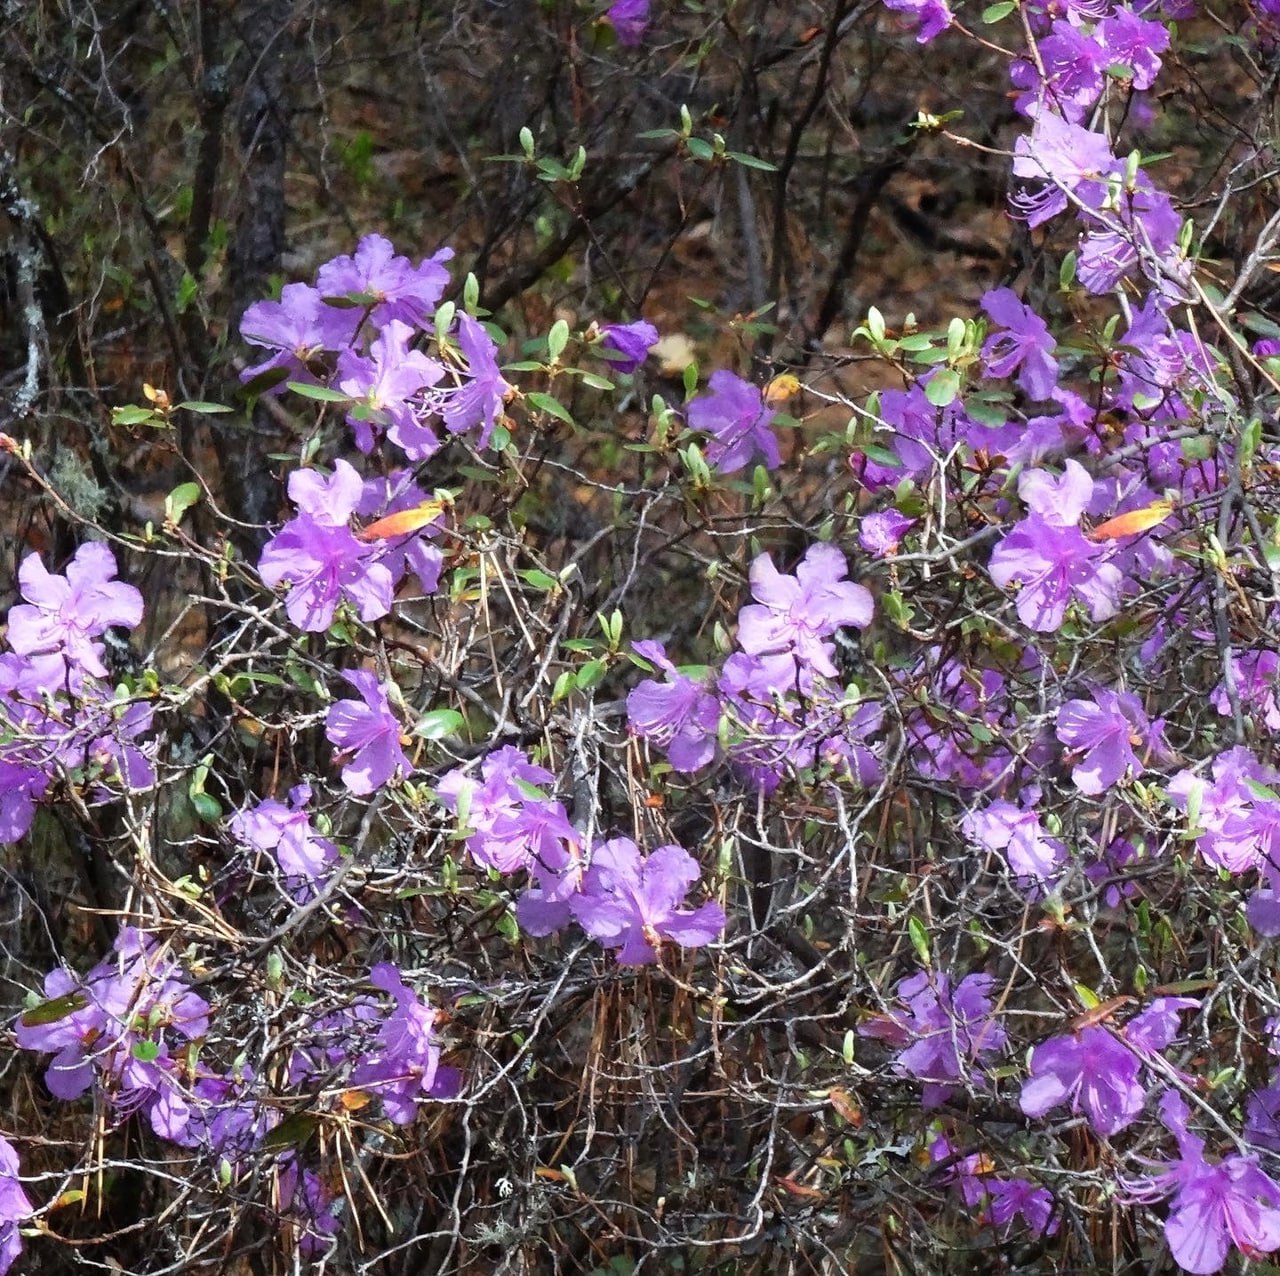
[
  {"x1": 230, "y1": 783, "x2": 339, "y2": 899},
  {"x1": 436, "y1": 747, "x2": 725, "y2": 965},
  {"x1": 16, "y1": 927, "x2": 211, "y2": 1131},
  {"x1": 258, "y1": 461, "x2": 444, "y2": 633},
  {"x1": 628, "y1": 542, "x2": 883, "y2": 793},
  {"x1": 0, "y1": 543, "x2": 153, "y2": 843},
  {"x1": 859, "y1": 970, "x2": 1007, "y2": 1107},
  {"x1": 1124, "y1": 1091, "x2": 1280, "y2": 1274},
  {"x1": 1019, "y1": 997, "x2": 1197, "y2": 1137},
  {"x1": 0, "y1": 1139, "x2": 31, "y2": 1276}
]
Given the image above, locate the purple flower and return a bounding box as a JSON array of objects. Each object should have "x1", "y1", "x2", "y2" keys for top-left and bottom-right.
[
  {"x1": 1056, "y1": 687, "x2": 1161, "y2": 795},
  {"x1": 348, "y1": 963, "x2": 458, "y2": 1124},
  {"x1": 325, "y1": 670, "x2": 411, "y2": 794},
  {"x1": 1099, "y1": 7, "x2": 1170, "y2": 91},
  {"x1": 606, "y1": 0, "x2": 650, "y2": 46},
  {"x1": 230, "y1": 784, "x2": 338, "y2": 900},
  {"x1": 882, "y1": 0, "x2": 952, "y2": 43},
  {"x1": 436, "y1": 746, "x2": 578, "y2": 879},
  {"x1": 1167, "y1": 747, "x2": 1278, "y2": 875},
  {"x1": 859, "y1": 970, "x2": 1007, "y2": 1107},
  {"x1": 8, "y1": 542, "x2": 144, "y2": 678},
  {"x1": 1020, "y1": 1026, "x2": 1144, "y2": 1136},
  {"x1": 980, "y1": 288, "x2": 1060, "y2": 401},
  {"x1": 686, "y1": 370, "x2": 781, "y2": 474},
  {"x1": 434, "y1": 313, "x2": 512, "y2": 446},
  {"x1": 626, "y1": 640, "x2": 720, "y2": 772},
  {"x1": 336, "y1": 319, "x2": 443, "y2": 456},
  {"x1": 16, "y1": 927, "x2": 209, "y2": 1112},
  {"x1": 571, "y1": 838, "x2": 725, "y2": 965},
  {"x1": 1213, "y1": 650, "x2": 1280, "y2": 730},
  {"x1": 1019, "y1": 999, "x2": 1194, "y2": 1136},
  {"x1": 989, "y1": 517, "x2": 1122, "y2": 632},
  {"x1": 258, "y1": 461, "x2": 394, "y2": 631},
  {"x1": 0, "y1": 1137, "x2": 31, "y2": 1276},
  {"x1": 599, "y1": 319, "x2": 658, "y2": 371},
  {"x1": 238, "y1": 282, "x2": 358, "y2": 388},
  {"x1": 1011, "y1": 20, "x2": 1107, "y2": 122},
  {"x1": 737, "y1": 543, "x2": 874, "y2": 679},
  {"x1": 316, "y1": 233, "x2": 453, "y2": 330},
  {"x1": 277, "y1": 1155, "x2": 342, "y2": 1258},
  {"x1": 962, "y1": 798, "x2": 1067, "y2": 891},
  {"x1": 987, "y1": 1177, "x2": 1059, "y2": 1237},
  {"x1": 858, "y1": 509, "x2": 915, "y2": 558},
  {"x1": 1011, "y1": 113, "x2": 1117, "y2": 227},
  {"x1": 1124, "y1": 1091, "x2": 1280, "y2": 1274},
  {"x1": 356, "y1": 470, "x2": 446, "y2": 597}
]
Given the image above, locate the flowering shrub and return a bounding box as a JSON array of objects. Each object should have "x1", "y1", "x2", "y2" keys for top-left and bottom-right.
[{"x1": 5, "y1": 1, "x2": 1280, "y2": 1273}]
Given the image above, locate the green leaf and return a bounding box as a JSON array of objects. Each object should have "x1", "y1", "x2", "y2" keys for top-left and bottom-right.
[
  {"x1": 525, "y1": 391, "x2": 574, "y2": 425},
  {"x1": 415, "y1": 708, "x2": 464, "y2": 740},
  {"x1": 177, "y1": 400, "x2": 233, "y2": 414},
  {"x1": 132, "y1": 1039, "x2": 161, "y2": 1063},
  {"x1": 190, "y1": 791, "x2": 222, "y2": 823},
  {"x1": 685, "y1": 137, "x2": 714, "y2": 160},
  {"x1": 261, "y1": 1111, "x2": 320, "y2": 1154},
  {"x1": 519, "y1": 569, "x2": 561, "y2": 592},
  {"x1": 982, "y1": 0, "x2": 1015, "y2": 20},
  {"x1": 112, "y1": 405, "x2": 161, "y2": 427},
  {"x1": 20, "y1": 991, "x2": 88, "y2": 1027},
  {"x1": 285, "y1": 381, "x2": 351, "y2": 403},
  {"x1": 725, "y1": 150, "x2": 778, "y2": 171},
  {"x1": 547, "y1": 319, "x2": 570, "y2": 362},
  {"x1": 925, "y1": 369, "x2": 961, "y2": 407},
  {"x1": 576, "y1": 371, "x2": 616, "y2": 391},
  {"x1": 165, "y1": 482, "x2": 201, "y2": 524},
  {"x1": 1074, "y1": 983, "x2": 1100, "y2": 1010},
  {"x1": 908, "y1": 915, "x2": 931, "y2": 966}
]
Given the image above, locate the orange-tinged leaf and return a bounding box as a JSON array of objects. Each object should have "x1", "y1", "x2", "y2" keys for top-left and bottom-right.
[
  {"x1": 777, "y1": 1175, "x2": 824, "y2": 1199},
  {"x1": 340, "y1": 1089, "x2": 372, "y2": 1111},
  {"x1": 357, "y1": 499, "x2": 448, "y2": 542},
  {"x1": 534, "y1": 1167, "x2": 567, "y2": 1181},
  {"x1": 1088, "y1": 500, "x2": 1174, "y2": 542},
  {"x1": 765, "y1": 373, "x2": 801, "y2": 403},
  {"x1": 828, "y1": 1087, "x2": 862, "y2": 1127},
  {"x1": 1071, "y1": 994, "x2": 1135, "y2": 1030}
]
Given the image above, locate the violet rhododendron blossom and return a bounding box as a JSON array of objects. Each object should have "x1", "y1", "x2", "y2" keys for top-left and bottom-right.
[
  {"x1": 8, "y1": 542, "x2": 144, "y2": 678},
  {"x1": 882, "y1": 0, "x2": 951, "y2": 43},
  {"x1": 859, "y1": 971, "x2": 1007, "y2": 1107},
  {"x1": 336, "y1": 318, "x2": 444, "y2": 455},
  {"x1": 230, "y1": 784, "x2": 338, "y2": 900},
  {"x1": 347, "y1": 963, "x2": 460, "y2": 1123},
  {"x1": 356, "y1": 469, "x2": 446, "y2": 597},
  {"x1": 1011, "y1": 112, "x2": 1117, "y2": 227},
  {"x1": 686, "y1": 370, "x2": 781, "y2": 474},
  {"x1": 436, "y1": 746, "x2": 578, "y2": 880},
  {"x1": 1056, "y1": 687, "x2": 1163, "y2": 795},
  {"x1": 1213, "y1": 650, "x2": 1280, "y2": 730},
  {"x1": 737, "y1": 543, "x2": 873, "y2": 679},
  {"x1": 238, "y1": 282, "x2": 358, "y2": 388},
  {"x1": 858, "y1": 509, "x2": 915, "y2": 557},
  {"x1": 606, "y1": 0, "x2": 650, "y2": 45},
  {"x1": 981, "y1": 288, "x2": 1060, "y2": 401},
  {"x1": 989, "y1": 463, "x2": 1123, "y2": 632},
  {"x1": 0, "y1": 1138, "x2": 30, "y2": 1276},
  {"x1": 258, "y1": 461, "x2": 395, "y2": 631},
  {"x1": 325, "y1": 670, "x2": 411, "y2": 794},
  {"x1": 1166, "y1": 746, "x2": 1280, "y2": 876},
  {"x1": 1019, "y1": 998, "x2": 1196, "y2": 1137},
  {"x1": 627, "y1": 640, "x2": 720, "y2": 772},
  {"x1": 1123, "y1": 1090, "x2": 1280, "y2": 1274},
  {"x1": 571, "y1": 838, "x2": 725, "y2": 965},
  {"x1": 315, "y1": 233, "x2": 453, "y2": 330},
  {"x1": 16, "y1": 927, "x2": 210, "y2": 1125},
  {"x1": 962, "y1": 798, "x2": 1067, "y2": 892},
  {"x1": 435, "y1": 313, "x2": 512, "y2": 445},
  {"x1": 599, "y1": 319, "x2": 658, "y2": 371}
]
